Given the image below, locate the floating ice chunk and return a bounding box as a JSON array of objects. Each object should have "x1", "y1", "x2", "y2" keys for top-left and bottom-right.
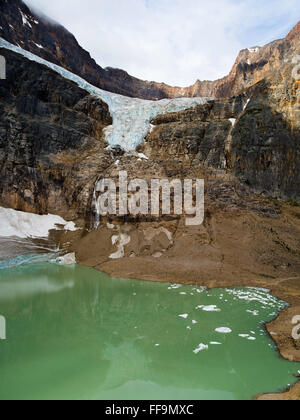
[
  {"x1": 215, "y1": 327, "x2": 232, "y2": 334},
  {"x1": 192, "y1": 320, "x2": 198, "y2": 324},
  {"x1": 195, "y1": 288, "x2": 206, "y2": 294},
  {"x1": 0, "y1": 207, "x2": 77, "y2": 239},
  {"x1": 193, "y1": 344, "x2": 208, "y2": 354},
  {"x1": 239, "y1": 334, "x2": 250, "y2": 338},
  {"x1": 246, "y1": 310, "x2": 259, "y2": 316},
  {"x1": 224, "y1": 288, "x2": 278, "y2": 308},
  {"x1": 210, "y1": 342, "x2": 222, "y2": 345},
  {"x1": 168, "y1": 284, "x2": 182, "y2": 290},
  {"x1": 197, "y1": 305, "x2": 221, "y2": 312},
  {"x1": 248, "y1": 337, "x2": 256, "y2": 341},
  {"x1": 179, "y1": 314, "x2": 189, "y2": 319}
]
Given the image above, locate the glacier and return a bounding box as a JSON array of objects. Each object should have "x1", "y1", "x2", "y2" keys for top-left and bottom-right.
[{"x1": 0, "y1": 37, "x2": 213, "y2": 152}]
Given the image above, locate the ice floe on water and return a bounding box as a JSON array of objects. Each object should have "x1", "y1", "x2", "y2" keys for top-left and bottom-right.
[
  {"x1": 0, "y1": 38, "x2": 213, "y2": 152},
  {"x1": 179, "y1": 314, "x2": 189, "y2": 319},
  {"x1": 0, "y1": 207, "x2": 77, "y2": 239},
  {"x1": 224, "y1": 287, "x2": 279, "y2": 308},
  {"x1": 193, "y1": 344, "x2": 208, "y2": 354},
  {"x1": 196, "y1": 305, "x2": 221, "y2": 312},
  {"x1": 246, "y1": 310, "x2": 260, "y2": 316},
  {"x1": 215, "y1": 327, "x2": 232, "y2": 334},
  {"x1": 168, "y1": 284, "x2": 183, "y2": 290}
]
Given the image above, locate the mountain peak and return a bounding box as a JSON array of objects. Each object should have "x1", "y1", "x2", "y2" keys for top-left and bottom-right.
[{"x1": 286, "y1": 20, "x2": 300, "y2": 41}]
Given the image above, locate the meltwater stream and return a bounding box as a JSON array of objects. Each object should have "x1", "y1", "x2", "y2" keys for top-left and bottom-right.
[
  {"x1": 0, "y1": 263, "x2": 299, "y2": 400},
  {"x1": 0, "y1": 38, "x2": 212, "y2": 152}
]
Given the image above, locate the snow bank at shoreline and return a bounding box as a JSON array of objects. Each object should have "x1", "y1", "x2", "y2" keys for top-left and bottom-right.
[{"x1": 0, "y1": 207, "x2": 77, "y2": 239}]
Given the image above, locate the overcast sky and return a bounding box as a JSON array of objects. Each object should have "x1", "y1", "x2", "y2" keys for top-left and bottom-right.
[{"x1": 25, "y1": 0, "x2": 300, "y2": 86}]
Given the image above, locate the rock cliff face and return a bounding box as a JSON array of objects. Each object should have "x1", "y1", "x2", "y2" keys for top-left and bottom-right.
[
  {"x1": 0, "y1": 48, "x2": 113, "y2": 219},
  {"x1": 0, "y1": 42, "x2": 299, "y2": 222},
  {"x1": 0, "y1": 0, "x2": 179, "y2": 99},
  {"x1": 1, "y1": 0, "x2": 299, "y2": 100}
]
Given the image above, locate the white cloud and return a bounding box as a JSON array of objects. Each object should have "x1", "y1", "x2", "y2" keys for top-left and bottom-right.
[{"x1": 25, "y1": 0, "x2": 300, "y2": 86}]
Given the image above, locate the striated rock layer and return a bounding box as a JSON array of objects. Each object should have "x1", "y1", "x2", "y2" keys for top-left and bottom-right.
[{"x1": 0, "y1": 48, "x2": 113, "y2": 219}]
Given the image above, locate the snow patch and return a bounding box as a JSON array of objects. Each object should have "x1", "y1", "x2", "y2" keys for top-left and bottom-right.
[
  {"x1": 34, "y1": 43, "x2": 44, "y2": 49},
  {"x1": 244, "y1": 98, "x2": 250, "y2": 111},
  {"x1": 248, "y1": 47, "x2": 260, "y2": 53},
  {"x1": 0, "y1": 207, "x2": 77, "y2": 239},
  {"x1": 20, "y1": 11, "x2": 32, "y2": 29}
]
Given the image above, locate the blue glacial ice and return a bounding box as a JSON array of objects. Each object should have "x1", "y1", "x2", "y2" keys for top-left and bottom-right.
[{"x1": 0, "y1": 37, "x2": 213, "y2": 152}]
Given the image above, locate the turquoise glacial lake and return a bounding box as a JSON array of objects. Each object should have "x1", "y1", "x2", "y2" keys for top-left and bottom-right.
[{"x1": 0, "y1": 262, "x2": 299, "y2": 400}]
